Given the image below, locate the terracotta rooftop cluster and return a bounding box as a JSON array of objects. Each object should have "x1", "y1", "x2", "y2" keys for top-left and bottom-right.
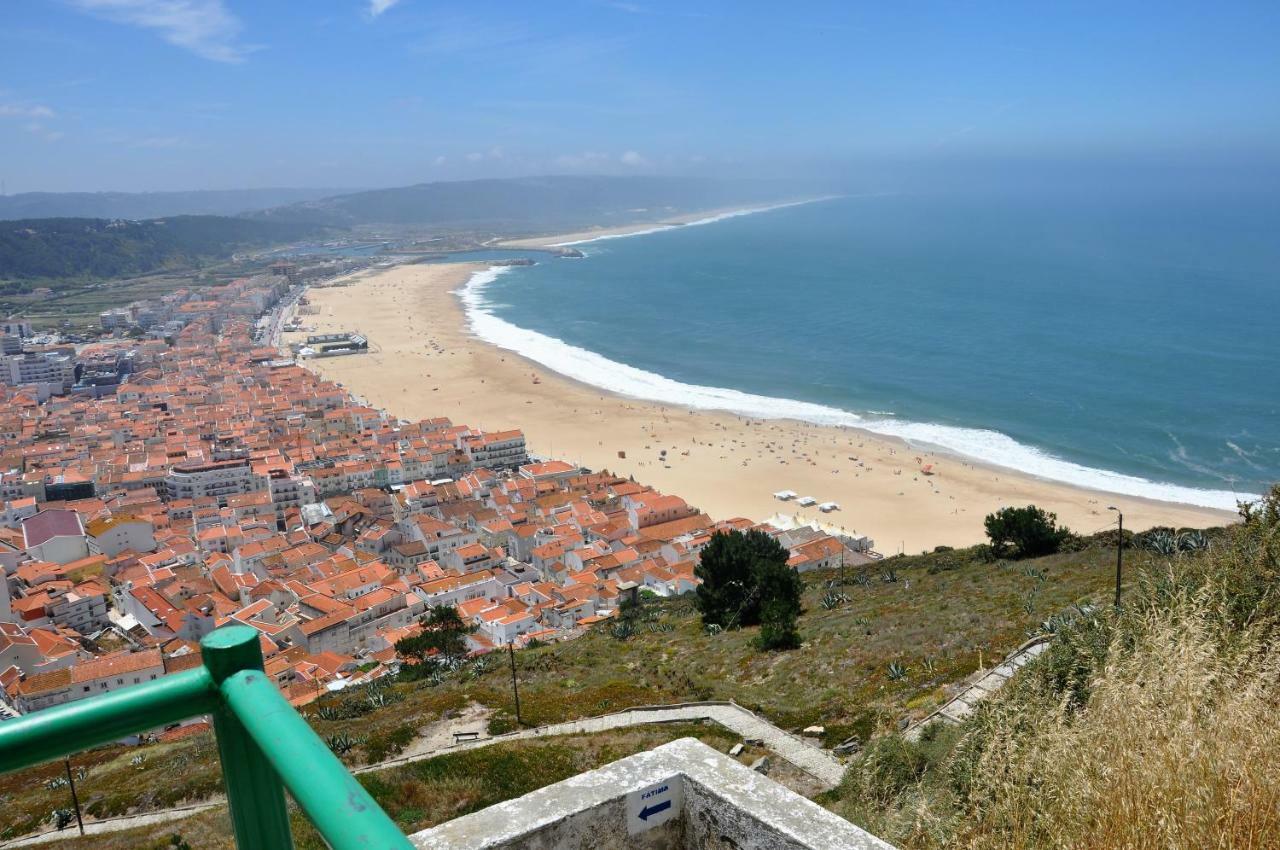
[{"x1": 0, "y1": 272, "x2": 865, "y2": 717}]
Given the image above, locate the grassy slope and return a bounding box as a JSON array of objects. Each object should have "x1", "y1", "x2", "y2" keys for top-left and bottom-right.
[
  {"x1": 2, "y1": 536, "x2": 1149, "y2": 842},
  {"x1": 34, "y1": 724, "x2": 742, "y2": 850},
  {"x1": 824, "y1": 512, "x2": 1277, "y2": 850}
]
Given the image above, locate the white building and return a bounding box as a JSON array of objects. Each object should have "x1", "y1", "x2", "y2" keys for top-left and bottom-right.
[
  {"x1": 0, "y1": 351, "x2": 76, "y2": 396},
  {"x1": 466, "y1": 430, "x2": 528, "y2": 470},
  {"x1": 11, "y1": 649, "x2": 167, "y2": 712},
  {"x1": 0, "y1": 320, "x2": 34, "y2": 338},
  {"x1": 21, "y1": 510, "x2": 88, "y2": 565},
  {"x1": 164, "y1": 458, "x2": 266, "y2": 505},
  {"x1": 85, "y1": 515, "x2": 157, "y2": 558}
]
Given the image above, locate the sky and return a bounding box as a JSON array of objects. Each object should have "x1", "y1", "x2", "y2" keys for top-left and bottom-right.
[{"x1": 1, "y1": 0, "x2": 1278, "y2": 193}]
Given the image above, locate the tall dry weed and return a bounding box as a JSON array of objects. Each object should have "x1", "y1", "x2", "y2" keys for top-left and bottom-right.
[{"x1": 955, "y1": 583, "x2": 1280, "y2": 850}]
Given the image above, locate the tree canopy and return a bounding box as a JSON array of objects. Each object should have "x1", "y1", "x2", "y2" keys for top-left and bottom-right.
[
  {"x1": 984, "y1": 505, "x2": 1072, "y2": 559},
  {"x1": 394, "y1": 604, "x2": 474, "y2": 668},
  {"x1": 694, "y1": 529, "x2": 803, "y2": 649}
]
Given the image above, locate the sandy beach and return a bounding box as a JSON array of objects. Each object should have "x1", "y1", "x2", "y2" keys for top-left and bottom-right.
[
  {"x1": 283, "y1": 262, "x2": 1235, "y2": 553},
  {"x1": 495, "y1": 200, "x2": 825, "y2": 249}
]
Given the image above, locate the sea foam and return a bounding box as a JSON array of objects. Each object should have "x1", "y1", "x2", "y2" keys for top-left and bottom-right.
[{"x1": 458, "y1": 266, "x2": 1251, "y2": 513}]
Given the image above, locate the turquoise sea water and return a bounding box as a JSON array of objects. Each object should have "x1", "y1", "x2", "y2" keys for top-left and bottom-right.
[{"x1": 461, "y1": 194, "x2": 1279, "y2": 509}]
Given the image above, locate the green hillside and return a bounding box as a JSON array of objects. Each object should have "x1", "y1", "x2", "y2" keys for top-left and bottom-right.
[{"x1": 0, "y1": 216, "x2": 327, "y2": 282}]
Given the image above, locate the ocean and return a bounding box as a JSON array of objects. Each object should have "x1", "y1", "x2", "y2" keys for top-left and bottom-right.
[{"x1": 460, "y1": 193, "x2": 1280, "y2": 510}]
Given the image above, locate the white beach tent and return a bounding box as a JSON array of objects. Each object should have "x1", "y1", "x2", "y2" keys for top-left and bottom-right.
[
  {"x1": 818, "y1": 502, "x2": 841, "y2": 513},
  {"x1": 773, "y1": 490, "x2": 798, "y2": 501},
  {"x1": 796, "y1": 496, "x2": 818, "y2": 507}
]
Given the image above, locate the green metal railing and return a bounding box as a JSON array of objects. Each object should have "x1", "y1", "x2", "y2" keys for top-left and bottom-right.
[{"x1": 0, "y1": 625, "x2": 412, "y2": 849}]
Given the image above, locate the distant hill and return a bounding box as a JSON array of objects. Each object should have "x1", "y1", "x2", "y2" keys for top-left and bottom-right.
[
  {"x1": 250, "y1": 175, "x2": 817, "y2": 231},
  {"x1": 0, "y1": 216, "x2": 326, "y2": 281},
  {"x1": 0, "y1": 188, "x2": 356, "y2": 221}
]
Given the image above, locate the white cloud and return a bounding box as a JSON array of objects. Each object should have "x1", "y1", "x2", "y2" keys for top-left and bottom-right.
[
  {"x1": 619, "y1": 150, "x2": 648, "y2": 167},
  {"x1": 433, "y1": 155, "x2": 447, "y2": 166},
  {"x1": 554, "y1": 151, "x2": 618, "y2": 170},
  {"x1": 134, "y1": 135, "x2": 185, "y2": 148},
  {"x1": 465, "y1": 152, "x2": 484, "y2": 162},
  {"x1": 70, "y1": 0, "x2": 250, "y2": 63},
  {"x1": 0, "y1": 102, "x2": 62, "y2": 140},
  {"x1": 368, "y1": 0, "x2": 402, "y2": 16},
  {"x1": 0, "y1": 104, "x2": 55, "y2": 119}
]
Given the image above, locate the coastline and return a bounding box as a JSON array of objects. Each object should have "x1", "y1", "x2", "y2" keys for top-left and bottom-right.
[
  {"x1": 495, "y1": 198, "x2": 836, "y2": 249},
  {"x1": 283, "y1": 262, "x2": 1236, "y2": 553}
]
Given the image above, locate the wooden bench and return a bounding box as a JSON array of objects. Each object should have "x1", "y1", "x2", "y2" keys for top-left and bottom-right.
[{"x1": 453, "y1": 731, "x2": 481, "y2": 744}]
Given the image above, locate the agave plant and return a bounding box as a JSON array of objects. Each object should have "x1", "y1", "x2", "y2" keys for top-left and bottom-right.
[
  {"x1": 1142, "y1": 529, "x2": 1178, "y2": 555},
  {"x1": 610, "y1": 621, "x2": 634, "y2": 641},
  {"x1": 314, "y1": 704, "x2": 343, "y2": 722},
  {"x1": 820, "y1": 591, "x2": 849, "y2": 610},
  {"x1": 921, "y1": 656, "x2": 937, "y2": 676},
  {"x1": 130, "y1": 754, "x2": 146, "y2": 768},
  {"x1": 45, "y1": 777, "x2": 68, "y2": 791},
  {"x1": 1022, "y1": 565, "x2": 1046, "y2": 582},
  {"x1": 324, "y1": 733, "x2": 364, "y2": 755},
  {"x1": 704, "y1": 623, "x2": 723, "y2": 637},
  {"x1": 887, "y1": 661, "x2": 908, "y2": 681},
  {"x1": 881, "y1": 568, "x2": 899, "y2": 584},
  {"x1": 1177, "y1": 530, "x2": 1210, "y2": 552}
]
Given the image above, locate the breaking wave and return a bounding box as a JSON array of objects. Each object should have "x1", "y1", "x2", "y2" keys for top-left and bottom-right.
[{"x1": 458, "y1": 266, "x2": 1250, "y2": 511}]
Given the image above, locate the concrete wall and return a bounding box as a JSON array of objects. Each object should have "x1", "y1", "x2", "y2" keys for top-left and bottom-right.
[{"x1": 409, "y1": 738, "x2": 894, "y2": 850}]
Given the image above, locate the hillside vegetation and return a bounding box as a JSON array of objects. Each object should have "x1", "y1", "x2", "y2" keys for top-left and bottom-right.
[
  {"x1": 829, "y1": 488, "x2": 1280, "y2": 850},
  {"x1": 2, "y1": 529, "x2": 1146, "y2": 843},
  {"x1": 0, "y1": 216, "x2": 325, "y2": 282},
  {"x1": 34, "y1": 724, "x2": 743, "y2": 850},
  {"x1": 0, "y1": 188, "x2": 352, "y2": 222}
]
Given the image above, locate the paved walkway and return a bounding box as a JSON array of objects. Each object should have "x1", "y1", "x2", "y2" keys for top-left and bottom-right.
[
  {"x1": 1, "y1": 701, "x2": 844, "y2": 847},
  {"x1": 903, "y1": 636, "x2": 1049, "y2": 741},
  {"x1": 1, "y1": 802, "x2": 224, "y2": 848},
  {"x1": 362, "y1": 700, "x2": 847, "y2": 788}
]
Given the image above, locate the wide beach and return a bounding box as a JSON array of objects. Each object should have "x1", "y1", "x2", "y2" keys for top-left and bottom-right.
[{"x1": 282, "y1": 258, "x2": 1234, "y2": 553}]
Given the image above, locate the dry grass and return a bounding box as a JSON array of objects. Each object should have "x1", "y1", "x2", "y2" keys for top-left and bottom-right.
[
  {"x1": 830, "y1": 500, "x2": 1280, "y2": 850},
  {"x1": 954, "y1": 588, "x2": 1280, "y2": 850}
]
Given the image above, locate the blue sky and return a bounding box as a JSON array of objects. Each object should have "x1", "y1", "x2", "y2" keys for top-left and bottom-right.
[{"x1": 2, "y1": 1, "x2": 1278, "y2": 192}]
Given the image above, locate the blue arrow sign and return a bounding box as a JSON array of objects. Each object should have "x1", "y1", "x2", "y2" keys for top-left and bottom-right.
[
  {"x1": 639, "y1": 799, "x2": 671, "y2": 821},
  {"x1": 628, "y1": 775, "x2": 683, "y2": 834}
]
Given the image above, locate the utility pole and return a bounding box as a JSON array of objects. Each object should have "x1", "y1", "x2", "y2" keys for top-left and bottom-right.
[
  {"x1": 1108, "y1": 506, "x2": 1123, "y2": 608},
  {"x1": 64, "y1": 757, "x2": 84, "y2": 836},
  {"x1": 507, "y1": 641, "x2": 522, "y2": 727}
]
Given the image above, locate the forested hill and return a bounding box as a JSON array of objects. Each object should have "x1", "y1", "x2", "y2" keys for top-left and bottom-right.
[
  {"x1": 0, "y1": 216, "x2": 326, "y2": 281},
  {"x1": 0, "y1": 188, "x2": 354, "y2": 221}
]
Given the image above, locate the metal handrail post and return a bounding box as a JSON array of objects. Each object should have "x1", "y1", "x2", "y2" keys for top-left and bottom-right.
[
  {"x1": 220, "y1": 666, "x2": 413, "y2": 849},
  {"x1": 201, "y1": 625, "x2": 295, "y2": 850}
]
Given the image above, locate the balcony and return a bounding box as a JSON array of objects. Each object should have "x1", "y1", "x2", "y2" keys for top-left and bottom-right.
[{"x1": 0, "y1": 624, "x2": 412, "y2": 849}]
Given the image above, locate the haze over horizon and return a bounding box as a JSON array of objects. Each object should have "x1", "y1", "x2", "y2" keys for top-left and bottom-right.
[{"x1": 3, "y1": 1, "x2": 1279, "y2": 196}]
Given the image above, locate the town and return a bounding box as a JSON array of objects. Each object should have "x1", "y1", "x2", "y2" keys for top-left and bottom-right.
[{"x1": 0, "y1": 263, "x2": 875, "y2": 718}]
